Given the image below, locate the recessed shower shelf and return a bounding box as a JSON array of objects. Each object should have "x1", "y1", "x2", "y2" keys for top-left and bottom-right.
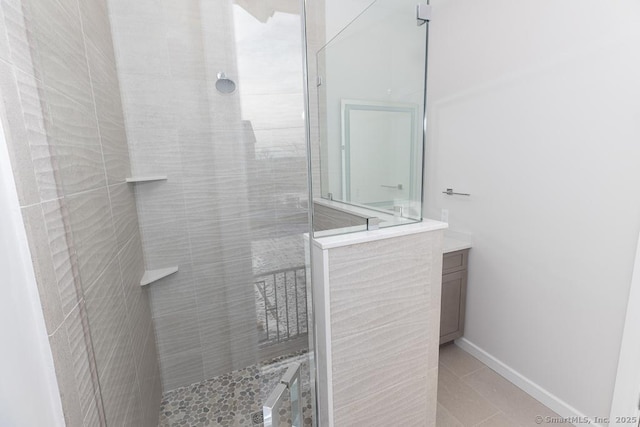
[
  {"x1": 126, "y1": 176, "x2": 168, "y2": 183},
  {"x1": 140, "y1": 267, "x2": 179, "y2": 287}
]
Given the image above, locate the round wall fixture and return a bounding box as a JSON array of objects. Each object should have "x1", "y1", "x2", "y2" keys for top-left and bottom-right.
[{"x1": 216, "y1": 72, "x2": 236, "y2": 94}]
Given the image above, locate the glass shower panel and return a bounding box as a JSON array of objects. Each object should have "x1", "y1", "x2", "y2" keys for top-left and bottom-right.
[
  {"x1": 108, "y1": 0, "x2": 314, "y2": 425},
  {"x1": 314, "y1": 0, "x2": 428, "y2": 237}
]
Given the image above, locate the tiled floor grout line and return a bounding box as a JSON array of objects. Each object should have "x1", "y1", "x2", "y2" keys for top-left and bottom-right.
[
  {"x1": 458, "y1": 367, "x2": 510, "y2": 424},
  {"x1": 438, "y1": 402, "x2": 465, "y2": 427},
  {"x1": 458, "y1": 364, "x2": 489, "y2": 380},
  {"x1": 471, "y1": 410, "x2": 507, "y2": 427},
  {"x1": 439, "y1": 344, "x2": 565, "y2": 427},
  {"x1": 438, "y1": 363, "x2": 502, "y2": 427}
]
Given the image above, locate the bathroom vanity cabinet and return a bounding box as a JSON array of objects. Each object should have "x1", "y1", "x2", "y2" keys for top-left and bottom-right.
[{"x1": 440, "y1": 246, "x2": 470, "y2": 344}]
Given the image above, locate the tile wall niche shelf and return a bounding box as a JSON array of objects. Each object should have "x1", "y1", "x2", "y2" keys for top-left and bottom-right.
[
  {"x1": 126, "y1": 176, "x2": 168, "y2": 183},
  {"x1": 140, "y1": 267, "x2": 179, "y2": 287}
]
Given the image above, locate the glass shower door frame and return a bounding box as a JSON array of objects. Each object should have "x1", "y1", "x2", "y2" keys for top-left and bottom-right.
[{"x1": 263, "y1": 362, "x2": 303, "y2": 427}]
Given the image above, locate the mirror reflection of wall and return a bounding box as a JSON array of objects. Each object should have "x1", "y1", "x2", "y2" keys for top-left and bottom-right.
[{"x1": 313, "y1": 0, "x2": 426, "y2": 235}]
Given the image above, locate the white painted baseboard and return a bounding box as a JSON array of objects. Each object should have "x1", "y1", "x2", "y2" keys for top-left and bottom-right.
[{"x1": 455, "y1": 338, "x2": 599, "y2": 427}]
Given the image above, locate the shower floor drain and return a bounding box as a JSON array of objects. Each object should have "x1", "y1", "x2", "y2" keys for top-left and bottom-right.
[{"x1": 251, "y1": 411, "x2": 264, "y2": 425}]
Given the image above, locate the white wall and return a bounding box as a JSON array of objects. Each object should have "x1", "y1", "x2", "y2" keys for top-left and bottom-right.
[
  {"x1": 426, "y1": 0, "x2": 640, "y2": 418},
  {"x1": 0, "y1": 124, "x2": 64, "y2": 425}
]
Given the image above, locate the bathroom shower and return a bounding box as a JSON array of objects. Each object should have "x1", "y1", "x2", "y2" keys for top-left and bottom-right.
[{"x1": 215, "y1": 71, "x2": 237, "y2": 94}]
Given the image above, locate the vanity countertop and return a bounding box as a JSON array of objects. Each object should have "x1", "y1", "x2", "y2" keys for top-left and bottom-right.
[{"x1": 443, "y1": 237, "x2": 472, "y2": 253}]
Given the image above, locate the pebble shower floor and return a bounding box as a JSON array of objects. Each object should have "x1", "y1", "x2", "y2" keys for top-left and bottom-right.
[{"x1": 158, "y1": 352, "x2": 313, "y2": 427}]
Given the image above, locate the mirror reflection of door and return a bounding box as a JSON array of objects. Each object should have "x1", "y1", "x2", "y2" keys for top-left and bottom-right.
[{"x1": 342, "y1": 100, "x2": 417, "y2": 210}]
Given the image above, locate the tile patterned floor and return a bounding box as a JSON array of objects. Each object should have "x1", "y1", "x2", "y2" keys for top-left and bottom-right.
[
  {"x1": 437, "y1": 343, "x2": 568, "y2": 426},
  {"x1": 159, "y1": 342, "x2": 565, "y2": 427},
  {"x1": 158, "y1": 351, "x2": 313, "y2": 427}
]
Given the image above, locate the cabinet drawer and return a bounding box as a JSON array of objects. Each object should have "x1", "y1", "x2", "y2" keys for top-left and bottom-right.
[{"x1": 442, "y1": 249, "x2": 468, "y2": 274}]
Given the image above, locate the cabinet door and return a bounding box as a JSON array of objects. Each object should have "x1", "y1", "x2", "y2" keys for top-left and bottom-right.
[{"x1": 440, "y1": 270, "x2": 466, "y2": 344}]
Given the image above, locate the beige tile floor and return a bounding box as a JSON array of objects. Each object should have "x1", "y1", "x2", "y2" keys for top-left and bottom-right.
[{"x1": 437, "y1": 343, "x2": 568, "y2": 426}]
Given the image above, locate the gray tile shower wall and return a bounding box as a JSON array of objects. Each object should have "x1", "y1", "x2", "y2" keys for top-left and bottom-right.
[
  {"x1": 108, "y1": 0, "x2": 309, "y2": 391},
  {"x1": 0, "y1": 0, "x2": 161, "y2": 425}
]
